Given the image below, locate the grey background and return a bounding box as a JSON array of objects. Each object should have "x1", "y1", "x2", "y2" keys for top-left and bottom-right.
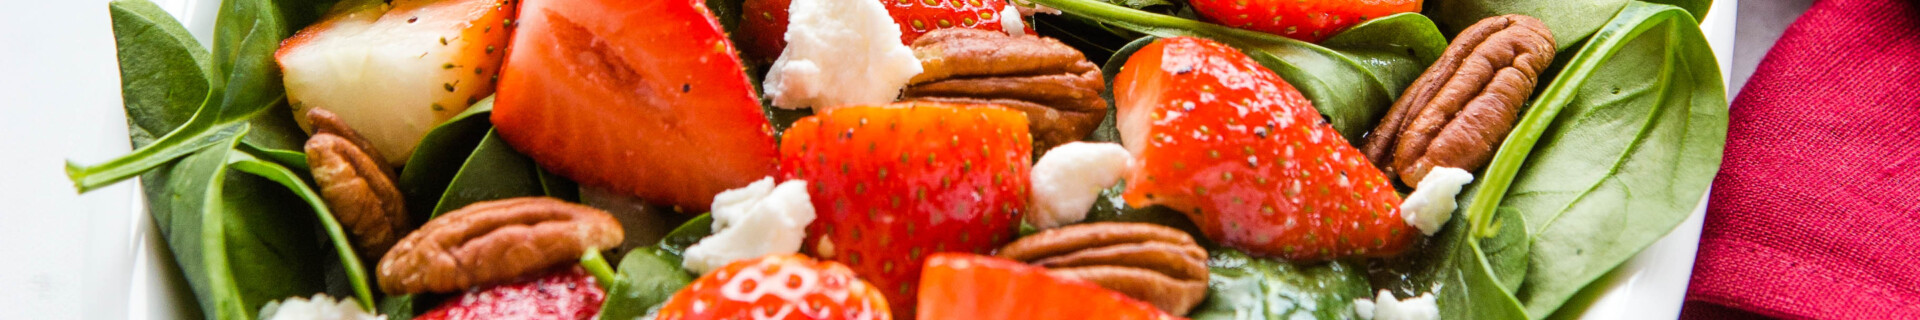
[{"x1": 1733, "y1": 0, "x2": 1818, "y2": 97}]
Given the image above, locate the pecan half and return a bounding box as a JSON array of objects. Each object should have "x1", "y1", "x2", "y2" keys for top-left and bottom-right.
[
  {"x1": 376, "y1": 197, "x2": 623, "y2": 294},
  {"x1": 306, "y1": 108, "x2": 408, "y2": 258},
  {"x1": 996, "y1": 222, "x2": 1208, "y2": 315},
  {"x1": 1362, "y1": 15, "x2": 1556, "y2": 186},
  {"x1": 904, "y1": 28, "x2": 1108, "y2": 153}
]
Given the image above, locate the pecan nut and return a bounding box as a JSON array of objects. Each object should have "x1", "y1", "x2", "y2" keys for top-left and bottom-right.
[
  {"x1": 376, "y1": 197, "x2": 623, "y2": 294},
  {"x1": 1362, "y1": 15, "x2": 1556, "y2": 186},
  {"x1": 306, "y1": 108, "x2": 408, "y2": 258},
  {"x1": 904, "y1": 28, "x2": 1108, "y2": 153},
  {"x1": 996, "y1": 222, "x2": 1208, "y2": 315}
]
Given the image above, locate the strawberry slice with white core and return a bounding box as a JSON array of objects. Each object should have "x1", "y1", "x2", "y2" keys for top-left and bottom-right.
[{"x1": 276, "y1": 0, "x2": 515, "y2": 165}]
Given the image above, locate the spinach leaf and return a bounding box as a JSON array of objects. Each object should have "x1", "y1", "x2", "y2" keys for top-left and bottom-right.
[
  {"x1": 656, "y1": 213, "x2": 716, "y2": 257},
  {"x1": 1189, "y1": 250, "x2": 1372, "y2": 320},
  {"x1": 599, "y1": 248, "x2": 696, "y2": 319},
  {"x1": 152, "y1": 130, "x2": 333, "y2": 319},
  {"x1": 1645, "y1": 0, "x2": 1713, "y2": 22},
  {"x1": 227, "y1": 150, "x2": 375, "y2": 310},
  {"x1": 92, "y1": 0, "x2": 389, "y2": 317},
  {"x1": 1423, "y1": 0, "x2": 1709, "y2": 51},
  {"x1": 1424, "y1": 0, "x2": 1629, "y2": 52},
  {"x1": 1051, "y1": 0, "x2": 1445, "y2": 142},
  {"x1": 111, "y1": 0, "x2": 218, "y2": 149},
  {"x1": 69, "y1": 88, "x2": 238, "y2": 191},
  {"x1": 377, "y1": 295, "x2": 420, "y2": 320},
  {"x1": 593, "y1": 216, "x2": 715, "y2": 318},
  {"x1": 1455, "y1": 3, "x2": 1725, "y2": 316},
  {"x1": 71, "y1": 0, "x2": 309, "y2": 191},
  {"x1": 428, "y1": 129, "x2": 549, "y2": 217},
  {"x1": 1479, "y1": 207, "x2": 1530, "y2": 292},
  {"x1": 398, "y1": 97, "x2": 497, "y2": 221}
]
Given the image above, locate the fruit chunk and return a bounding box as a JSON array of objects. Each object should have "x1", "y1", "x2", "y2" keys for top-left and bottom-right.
[
  {"x1": 276, "y1": 0, "x2": 516, "y2": 165},
  {"x1": 738, "y1": 0, "x2": 1016, "y2": 62},
  {"x1": 915, "y1": 253, "x2": 1181, "y2": 320},
  {"x1": 779, "y1": 102, "x2": 1033, "y2": 317},
  {"x1": 1113, "y1": 37, "x2": 1415, "y2": 260},
  {"x1": 654, "y1": 254, "x2": 892, "y2": 320},
  {"x1": 1188, "y1": 0, "x2": 1420, "y2": 42},
  {"x1": 492, "y1": 0, "x2": 777, "y2": 212},
  {"x1": 413, "y1": 267, "x2": 605, "y2": 320}
]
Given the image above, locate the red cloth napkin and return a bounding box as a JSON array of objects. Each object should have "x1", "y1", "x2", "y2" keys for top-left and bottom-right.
[{"x1": 1680, "y1": 0, "x2": 1920, "y2": 319}]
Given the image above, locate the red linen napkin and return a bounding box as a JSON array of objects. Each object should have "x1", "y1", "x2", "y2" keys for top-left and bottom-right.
[{"x1": 1680, "y1": 0, "x2": 1920, "y2": 319}]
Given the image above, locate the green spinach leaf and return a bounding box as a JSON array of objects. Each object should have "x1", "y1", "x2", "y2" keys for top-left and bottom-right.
[
  {"x1": 1424, "y1": 0, "x2": 1628, "y2": 52},
  {"x1": 398, "y1": 97, "x2": 497, "y2": 220},
  {"x1": 152, "y1": 130, "x2": 332, "y2": 319},
  {"x1": 428, "y1": 129, "x2": 549, "y2": 217},
  {"x1": 111, "y1": 0, "x2": 218, "y2": 149},
  {"x1": 656, "y1": 213, "x2": 716, "y2": 257},
  {"x1": 1189, "y1": 250, "x2": 1372, "y2": 320},
  {"x1": 1051, "y1": 0, "x2": 1445, "y2": 142},
  {"x1": 1479, "y1": 206, "x2": 1530, "y2": 293},
  {"x1": 226, "y1": 150, "x2": 375, "y2": 310},
  {"x1": 599, "y1": 248, "x2": 696, "y2": 319},
  {"x1": 1423, "y1": 0, "x2": 1710, "y2": 52},
  {"x1": 71, "y1": 0, "x2": 311, "y2": 191},
  {"x1": 1456, "y1": 3, "x2": 1726, "y2": 316},
  {"x1": 377, "y1": 295, "x2": 420, "y2": 320},
  {"x1": 91, "y1": 0, "x2": 391, "y2": 318}
]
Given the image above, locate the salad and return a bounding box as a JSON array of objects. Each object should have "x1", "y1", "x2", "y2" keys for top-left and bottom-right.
[{"x1": 70, "y1": 0, "x2": 1726, "y2": 318}]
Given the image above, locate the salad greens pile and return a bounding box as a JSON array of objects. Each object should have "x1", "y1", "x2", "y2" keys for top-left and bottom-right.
[{"x1": 74, "y1": 0, "x2": 1724, "y2": 318}]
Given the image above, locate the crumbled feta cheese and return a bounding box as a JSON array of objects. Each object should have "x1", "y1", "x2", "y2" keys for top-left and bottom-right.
[
  {"x1": 682, "y1": 178, "x2": 817, "y2": 274},
  {"x1": 1400, "y1": 167, "x2": 1474, "y2": 235},
  {"x1": 1000, "y1": 6, "x2": 1026, "y2": 36},
  {"x1": 763, "y1": 0, "x2": 922, "y2": 111},
  {"x1": 259, "y1": 294, "x2": 384, "y2": 320},
  {"x1": 1354, "y1": 290, "x2": 1439, "y2": 320},
  {"x1": 1027, "y1": 142, "x2": 1132, "y2": 229}
]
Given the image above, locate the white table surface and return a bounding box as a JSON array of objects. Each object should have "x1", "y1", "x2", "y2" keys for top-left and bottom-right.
[{"x1": 0, "y1": 0, "x2": 1787, "y2": 318}]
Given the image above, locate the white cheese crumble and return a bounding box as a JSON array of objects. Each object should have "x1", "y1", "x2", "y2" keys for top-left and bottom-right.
[
  {"x1": 763, "y1": 0, "x2": 922, "y2": 111},
  {"x1": 1400, "y1": 167, "x2": 1474, "y2": 235},
  {"x1": 1000, "y1": 6, "x2": 1026, "y2": 36},
  {"x1": 1354, "y1": 290, "x2": 1439, "y2": 320},
  {"x1": 259, "y1": 294, "x2": 384, "y2": 320},
  {"x1": 1027, "y1": 142, "x2": 1132, "y2": 229},
  {"x1": 682, "y1": 178, "x2": 817, "y2": 274}
]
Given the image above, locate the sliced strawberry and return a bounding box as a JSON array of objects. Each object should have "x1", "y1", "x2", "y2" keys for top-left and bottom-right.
[
  {"x1": 493, "y1": 0, "x2": 777, "y2": 212},
  {"x1": 654, "y1": 254, "x2": 892, "y2": 320},
  {"x1": 1188, "y1": 0, "x2": 1420, "y2": 42},
  {"x1": 1113, "y1": 37, "x2": 1415, "y2": 260},
  {"x1": 779, "y1": 102, "x2": 1033, "y2": 318},
  {"x1": 276, "y1": 0, "x2": 516, "y2": 164},
  {"x1": 888, "y1": 0, "x2": 1015, "y2": 42},
  {"x1": 915, "y1": 253, "x2": 1182, "y2": 320},
  {"x1": 413, "y1": 267, "x2": 604, "y2": 320},
  {"x1": 737, "y1": 0, "x2": 1017, "y2": 62},
  {"x1": 737, "y1": 0, "x2": 792, "y2": 63}
]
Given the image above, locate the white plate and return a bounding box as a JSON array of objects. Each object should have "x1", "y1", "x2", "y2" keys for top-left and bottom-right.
[{"x1": 14, "y1": 0, "x2": 1734, "y2": 318}]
